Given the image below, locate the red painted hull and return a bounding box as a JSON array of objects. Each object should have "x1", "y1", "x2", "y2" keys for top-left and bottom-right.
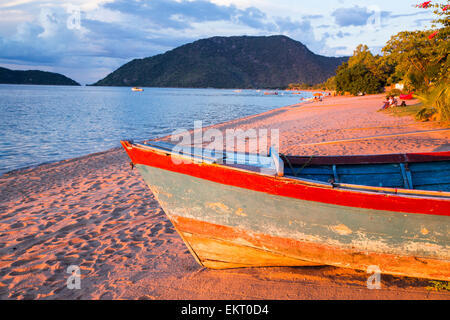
[{"x1": 122, "y1": 141, "x2": 450, "y2": 216}]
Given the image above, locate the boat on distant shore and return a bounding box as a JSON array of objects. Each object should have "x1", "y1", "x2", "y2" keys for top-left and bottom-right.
[
  {"x1": 131, "y1": 87, "x2": 144, "y2": 92},
  {"x1": 264, "y1": 91, "x2": 278, "y2": 95},
  {"x1": 121, "y1": 140, "x2": 450, "y2": 280}
]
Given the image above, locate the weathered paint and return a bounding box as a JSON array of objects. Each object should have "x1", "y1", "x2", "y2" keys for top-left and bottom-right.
[
  {"x1": 182, "y1": 231, "x2": 321, "y2": 269},
  {"x1": 135, "y1": 163, "x2": 450, "y2": 280},
  {"x1": 175, "y1": 215, "x2": 449, "y2": 280},
  {"x1": 121, "y1": 141, "x2": 450, "y2": 280}
]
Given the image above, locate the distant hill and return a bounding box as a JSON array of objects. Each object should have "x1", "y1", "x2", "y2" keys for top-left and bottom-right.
[
  {"x1": 0, "y1": 67, "x2": 80, "y2": 86},
  {"x1": 93, "y1": 35, "x2": 348, "y2": 88}
]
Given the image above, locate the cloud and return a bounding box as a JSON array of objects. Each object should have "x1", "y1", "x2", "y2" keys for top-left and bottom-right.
[
  {"x1": 104, "y1": 0, "x2": 245, "y2": 30},
  {"x1": 331, "y1": 6, "x2": 373, "y2": 27},
  {"x1": 0, "y1": 7, "x2": 86, "y2": 64},
  {"x1": 274, "y1": 17, "x2": 312, "y2": 33},
  {"x1": 303, "y1": 14, "x2": 323, "y2": 20},
  {"x1": 389, "y1": 11, "x2": 429, "y2": 19},
  {"x1": 235, "y1": 7, "x2": 275, "y2": 30}
]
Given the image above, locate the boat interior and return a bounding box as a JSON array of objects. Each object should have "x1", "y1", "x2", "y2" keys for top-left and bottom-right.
[{"x1": 281, "y1": 154, "x2": 450, "y2": 192}]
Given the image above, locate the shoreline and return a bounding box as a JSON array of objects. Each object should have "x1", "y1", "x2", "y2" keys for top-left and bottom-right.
[{"x1": 0, "y1": 94, "x2": 449, "y2": 300}]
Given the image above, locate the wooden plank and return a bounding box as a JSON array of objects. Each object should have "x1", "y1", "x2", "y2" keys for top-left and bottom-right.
[
  {"x1": 415, "y1": 184, "x2": 450, "y2": 192},
  {"x1": 400, "y1": 163, "x2": 412, "y2": 189},
  {"x1": 408, "y1": 161, "x2": 450, "y2": 173},
  {"x1": 182, "y1": 232, "x2": 321, "y2": 269},
  {"x1": 405, "y1": 165, "x2": 414, "y2": 189},
  {"x1": 293, "y1": 174, "x2": 333, "y2": 183},
  {"x1": 411, "y1": 170, "x2": 450, "y2": 186},
  {"x1": 286, "y1": 166, "x2": 333, "y2": 175},
  {"x1": 337, "y1": 182, "x2": 450, "y2": 197},
  {"x1": 338, "y1": 173, "x2": 404, "y2": 188},
  {"x1": 288, "y1": 164, "x2": 401, "y2": 175},
  {"x1": 335, "y1": 164, "x2": 401, "y2": 175},
  {"x1": 332, "y1": 165, "x2": 339, "y2": 183},
  {"x1": 285, "y1": 151, "x2": 450, "y2": 166}
]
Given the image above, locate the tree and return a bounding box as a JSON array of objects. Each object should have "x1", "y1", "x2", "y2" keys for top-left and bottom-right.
[
  {"x1": 382, "y1": 1, "x2": 449, "y2": 121},
  {"x1": 382, "y1": 30, "x2": 446, "y2": 90},
  {"x1": 382, "y1": 1, "x2": 449, "y2": 90},
  {"x1": 336, "y1": 63, "x2": 383, "y2": 95},
  {"x1": 324, "y1": 76, "x2": 336, "y2": 91},
  {"x1": 348, "y1": 45, "x2": 378, "y2": 73}
]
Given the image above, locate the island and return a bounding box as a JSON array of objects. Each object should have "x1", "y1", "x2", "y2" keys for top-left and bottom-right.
[
  {"x1": 0, "y1": 67, "x2": 80, "y2": 86},
  {"x1": 92, "y1": 35, "x2": 348, "y2": 89}
]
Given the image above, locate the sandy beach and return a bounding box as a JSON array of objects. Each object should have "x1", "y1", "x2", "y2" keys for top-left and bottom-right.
[{"x1": 1, "y1": 93, "x2": 449, "y2": 300}]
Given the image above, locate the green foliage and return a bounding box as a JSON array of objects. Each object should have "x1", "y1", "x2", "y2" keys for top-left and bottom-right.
[
  {"x1": 335, "y1": 62, "x2": 383, "y2": 95},
  {"x1": 323, "y1": 76, "x2": 336, "y2": 91},
  {"x1": 324, "y1": 0, "x2": 449, "y2": 116},
  {"x1": 382, "y1": 30, "x2": 447, "y2": 91},
  {"x1": 0, "y1": 67, "x2": 80, "y2": 86},
  {"x1": 333, "y1": 44, "x2": 389, "y2": 95},
  {"x1": 415, "y1": 83, "x2": 450, "y2": 121},
  {"x1": 415, "y1": 107, "x2": 437, "y2": 121},
  {"x1": 382, "y1": 1, "x2": 449, "y2": 91},
  {"x1": 287, "y1": 83, "x2": 314, "y2": 90}
]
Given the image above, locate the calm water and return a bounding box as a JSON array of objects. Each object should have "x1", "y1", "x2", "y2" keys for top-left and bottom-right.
[{"x1": 0, "y1": 85, "x2": 311, "y2": 175}]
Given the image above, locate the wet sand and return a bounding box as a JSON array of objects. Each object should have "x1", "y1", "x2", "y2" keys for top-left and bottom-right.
[{"x1": 0, "y1": 94, "x2": 449, "y2": 300}]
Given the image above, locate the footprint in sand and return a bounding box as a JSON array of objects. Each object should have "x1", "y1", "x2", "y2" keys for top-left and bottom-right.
[
  {"x1": 10, "y1": 222, "x2": 25, "y2": 229},
  {"x1": 151, "y1": 239, "x2": 164, "y2": 247},
  {"x1": 149, "y1": 223, "x2": 163, "y2": 236}
]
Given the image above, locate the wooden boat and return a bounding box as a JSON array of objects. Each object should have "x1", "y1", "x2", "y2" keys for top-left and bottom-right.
[
  {"x1": 121, "y1": 140, "x2": 450, "y2": 280},
  {"x1": 400, "y1": 93, "x2": 414, "y2": 100},
  {"x1": 131, "y1": 87, "x2": 143, "y2": 92}
]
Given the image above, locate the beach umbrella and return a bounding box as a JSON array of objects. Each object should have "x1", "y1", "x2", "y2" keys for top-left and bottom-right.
[{"x1": 313, "y1": 93, "x2": 323, "y2": 97}]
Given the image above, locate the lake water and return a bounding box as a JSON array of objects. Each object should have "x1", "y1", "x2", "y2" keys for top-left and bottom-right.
[{"x1": 0, "y1": 85, "x2": 311, "y2": 175}]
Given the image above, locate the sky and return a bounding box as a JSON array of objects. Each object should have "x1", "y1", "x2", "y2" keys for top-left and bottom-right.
[{"x1": 0, "y1": 0, "x2": 437, "y2": 84}]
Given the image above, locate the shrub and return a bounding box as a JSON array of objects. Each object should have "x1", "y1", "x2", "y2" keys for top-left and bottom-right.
[{"x1": 415, "y1": 107, "x2": 437, "y2": 121}]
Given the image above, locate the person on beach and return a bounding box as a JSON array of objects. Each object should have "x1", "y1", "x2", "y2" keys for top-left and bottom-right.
[
  {"x1": 389, "y1": 96, "x2": 398, "y2": 107},
  {"x1": 380, "y1": 97, "x2": 390, "y2": 110}
]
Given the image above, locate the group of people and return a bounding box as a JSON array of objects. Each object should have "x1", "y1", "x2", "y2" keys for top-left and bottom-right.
[
  {"x1": 313, "y1": 96, "x2": 323, "y2": 102},
  {"x1": 380, "y1": 95, "x2": 406, "y2": 110}
]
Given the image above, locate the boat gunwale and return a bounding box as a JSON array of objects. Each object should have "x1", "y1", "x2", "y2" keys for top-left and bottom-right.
[{"x1": 128, "y1": 141, "x2": 450, "y2": 199}]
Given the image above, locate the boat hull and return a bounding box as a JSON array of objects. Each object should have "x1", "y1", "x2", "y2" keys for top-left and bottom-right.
[{"x1": 135, "y1": 162, "x2": 450, "y2": 280}]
